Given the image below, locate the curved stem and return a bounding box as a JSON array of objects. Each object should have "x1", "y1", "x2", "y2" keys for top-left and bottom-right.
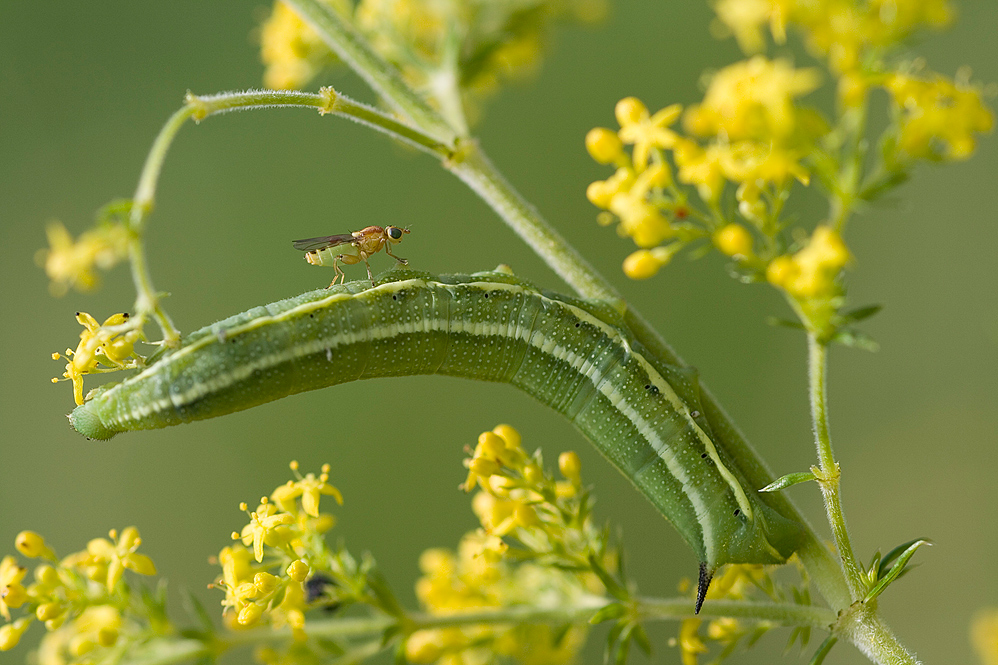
[
  {"x1": 808, "y1": 335, "x2": 865, "y2": 598},
  {"x1": 125, "y1": 89, "x2": 451, "y2": 346}
]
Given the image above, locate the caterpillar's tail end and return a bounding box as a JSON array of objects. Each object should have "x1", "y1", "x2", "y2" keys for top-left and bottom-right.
[
  {"x1": 695, "y1": 563, "x2": 713, "y2": 614},
  {"x1": 68, "y1": 404, "x2": 119, "y2": 440}
]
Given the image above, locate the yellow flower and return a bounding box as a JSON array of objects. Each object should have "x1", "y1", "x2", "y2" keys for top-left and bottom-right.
[
  {"x1": 888, "y1": 71, "x2": 995, "y2": 161},
  {"x1": 685, "y1": 57, "x2": 820, "y2": 142},
  {"x1": 271, "y1": 463, "x2": 343, "y2": 517},
  {"x1": 15, "y1": 531, "x2": 56, "y2": 560},
  {"x1": 972, "y1": 608, "x2": 998, "y2": 665},
  {"x1": 677, "y1": 618, "x2": 708, "y2": 665},
  {"x1": 609, "y1": 165, "x2": 674, "y2": 247},
  {"x1": 718, "y1": 140, "x2": 810, "y2": 187},
  {"x1": 586, "y1": 167, "x2": 637, "y2": 209},
  {"x1": 615, "y1": 97, "x2": 682, "y2": 169},
  {"x1": 0, "y1": 617, "x2": 31, "y2": 651},
  {"x1": 712, "y1": 0, "x2": 779, "y2": 53},
  {"x1": 85, "y1": 527, "x2": 157, "y2": 592},
  {"x1": 53, "y1": 312, "x2": 141, "y2": 405},
  {"x1": 673, "y1": 139, "x2": 726, "y2": 203},
  {"x1": 768, "y1": 226, "x2": 850, "y2": 299},
  {"x1": 0, "y1": 556, "x2": 28, "y2": 620},
  {"x1": 240, "y1": 501, "x2": 295, "y2": 563},
  {"x1": 623, "y1": 247, "x2": 676, "y2": 280},
  {"x1": 38, "y1": 221, "x2": 130, "y2": 296},
  {"x1": 35, "y1": 605, "x2": 121, "y2": 665}
]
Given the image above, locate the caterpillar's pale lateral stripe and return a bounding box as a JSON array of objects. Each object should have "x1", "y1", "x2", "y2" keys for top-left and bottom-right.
[{"x1": 70, "y1": 270, "x2": 803, "y2": 606}]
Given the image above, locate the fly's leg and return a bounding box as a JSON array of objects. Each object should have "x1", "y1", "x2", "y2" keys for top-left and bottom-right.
[
  {"x1": 363, "y1": 257, "x2": 374, "y2": 286},
  {"x1": 385, "y1": 246, "x2": 408, "y2": 265},
  {"x1": 326, "y1": 256, "x2": 346, "y2": 289}
]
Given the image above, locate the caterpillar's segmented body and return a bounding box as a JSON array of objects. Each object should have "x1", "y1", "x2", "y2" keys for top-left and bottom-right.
[{"x1": 70, "y1": 270, "x2": 802, "y2": 593}]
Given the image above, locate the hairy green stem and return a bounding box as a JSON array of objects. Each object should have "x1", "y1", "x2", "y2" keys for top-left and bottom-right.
[{"x1": 808, "y1": 335, "x2": 865, "y2": 597}]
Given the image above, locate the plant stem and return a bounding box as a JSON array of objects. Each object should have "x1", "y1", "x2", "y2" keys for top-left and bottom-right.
[
  {"x1": 121, "y1": 596, "x2": 837, "y2": 665},
  {"x1": 448, "y1": 146, "x2": 620, "y2": 304},
  {"x1": 127, "y1": 105, "x2": 193, "y2": 346},
  {"x1": 808, "y1": 334, "x2": 865, "y2": 597}
]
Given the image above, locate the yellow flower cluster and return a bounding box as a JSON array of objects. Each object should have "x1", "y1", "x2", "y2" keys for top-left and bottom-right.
[
  {"x1": 38, "y1": 221, "x2": 130, "y2": 296},
  {"x1": 409, "y1": 425, "x2": 609, "y2": 665},
  {"x1": 671, "y1": 564, "x2": 769, "y2": 665},
  {"x1": 888, "y1": 71, "x2": 995, "y2": 162},
  {"x1": 713, "y1": 0, "x2": 952, "y2": 73},
  {"x1": 586, "y1": 57, "x2": 821, "y2": 280},
  {"x1": 766, "y1": 225, "x2": 850, "y2": 299},
  {"x1": 260, "y1": 1, "x2": 343, "y2": 90},
  {"x1": 51, "y1": 311, "x2": 143, "y2": 405},
  {"x1": 215, "y1": 462, "x2": 341, "y2": 633},
  {"x1": 0, "y1": 528, "x2": 157, "y2": 661},
  {"x1": 259, "y1": 0, "x2": 605, "y2": 124}
]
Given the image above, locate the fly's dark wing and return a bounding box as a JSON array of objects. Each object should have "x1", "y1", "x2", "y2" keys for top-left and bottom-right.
[{"x1": 292, "y1": 234, "x2": 356, "y2": 251}]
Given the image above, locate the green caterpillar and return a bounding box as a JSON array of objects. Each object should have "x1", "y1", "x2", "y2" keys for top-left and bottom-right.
[{"x1": 69, "y1": 269, "x2": 803, "y2": 610}]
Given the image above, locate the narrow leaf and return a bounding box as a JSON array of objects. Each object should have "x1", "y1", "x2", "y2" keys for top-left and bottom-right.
[
  {"x1": 759, "y1": 471, "x2": 816, "y2": 493},
  {"x1": 865, "y1": 539, "x2": 931, "y2": 603},
  {"x1": 632, "y1": 623, "x2": 652, "y2": 656},
  {"x1": 589, "y1": 553, "x2": 629, "y2": 601},
  {"x1": 589, "y1": 602, "x2": 627, "y2": 625},
  {"x1": 808, "y1": 635, "x2": 838, "y2": 665},
  {"x1": 831, "y1": 329, "x2": 880, "y2": 352},
  {"x1": 841, "y1": 304, "x2": 883, "y2": 323},
  {"x1": 180, "y1": 587, "x2": 215, "y2": 634},
  {"x1": 877, "y1": 538, "x2": 928, "y2": 580}
]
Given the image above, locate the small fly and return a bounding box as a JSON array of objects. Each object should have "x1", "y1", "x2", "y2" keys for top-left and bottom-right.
[{"x1": 292, "y1": 225, "x2": 410, "y2": 287}]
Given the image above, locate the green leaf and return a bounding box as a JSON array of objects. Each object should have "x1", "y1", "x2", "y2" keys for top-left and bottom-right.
[
  {"x1": 864, "y1": 539, "x2": 931, "y2": 603},
  {"x1": 767, "y1": 317, "x2": 806, "y2": 330},
  {"x1": 366, "y1": 569, "x2": 405, "y2": 618},
  {"x1": 632, "y1": 624, "x2": 652, "y2": 657},
  {"x1": 858, "y1": 170, "x2": 909, "y2": 202},
  {"x1": 841, "y1": 304, "x2": 883, "y2": 323},
  {"x1": 759, "y1": 471, "x2": 816, "y2": 493},
  {"x1": 589, "y1": 602, "x2": 628, "y2": 625},
  {"x1": 180, "y1": 586, "x2": 215, "y2": 634},
  {"x1": 589, "y1": 553, "x2": 629, "y2": 601},
  {"x1": 830, "y1": 328, "x2": 880, "y2": 352},
  {"x1": 808, "y1": 635, "x2": 838, "y2": 665},
  {"x1": 877, "y1": 538, "x2": 927, "y2": 580}
]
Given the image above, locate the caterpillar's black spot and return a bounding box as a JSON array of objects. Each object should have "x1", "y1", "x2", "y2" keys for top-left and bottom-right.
[
  {"x1": 645, "y1": 384, "x2": 650, "y2": 389},
  {"x1": 309, "y1": 313, "x2": 314, "y2": 318},
  {"x1": 701, "y1": 453, "x2": 708, "y2": 458},
  {"x1": 483, "y1": 292, "x2": 489, "y2": 298},
  {"x1": 575, "y1": 322, "x2": 581, "y2": 327},
  {"x1": 392, "y1": 295, "x2": 397, "y2": 300},
  {"x1": 733, "y1": 509, "x2": 741, "y2": 516}
]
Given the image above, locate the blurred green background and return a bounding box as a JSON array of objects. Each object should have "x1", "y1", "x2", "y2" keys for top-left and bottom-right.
[{"x1": 1, "y1": 1, "x2": 996, "y2": 663}]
